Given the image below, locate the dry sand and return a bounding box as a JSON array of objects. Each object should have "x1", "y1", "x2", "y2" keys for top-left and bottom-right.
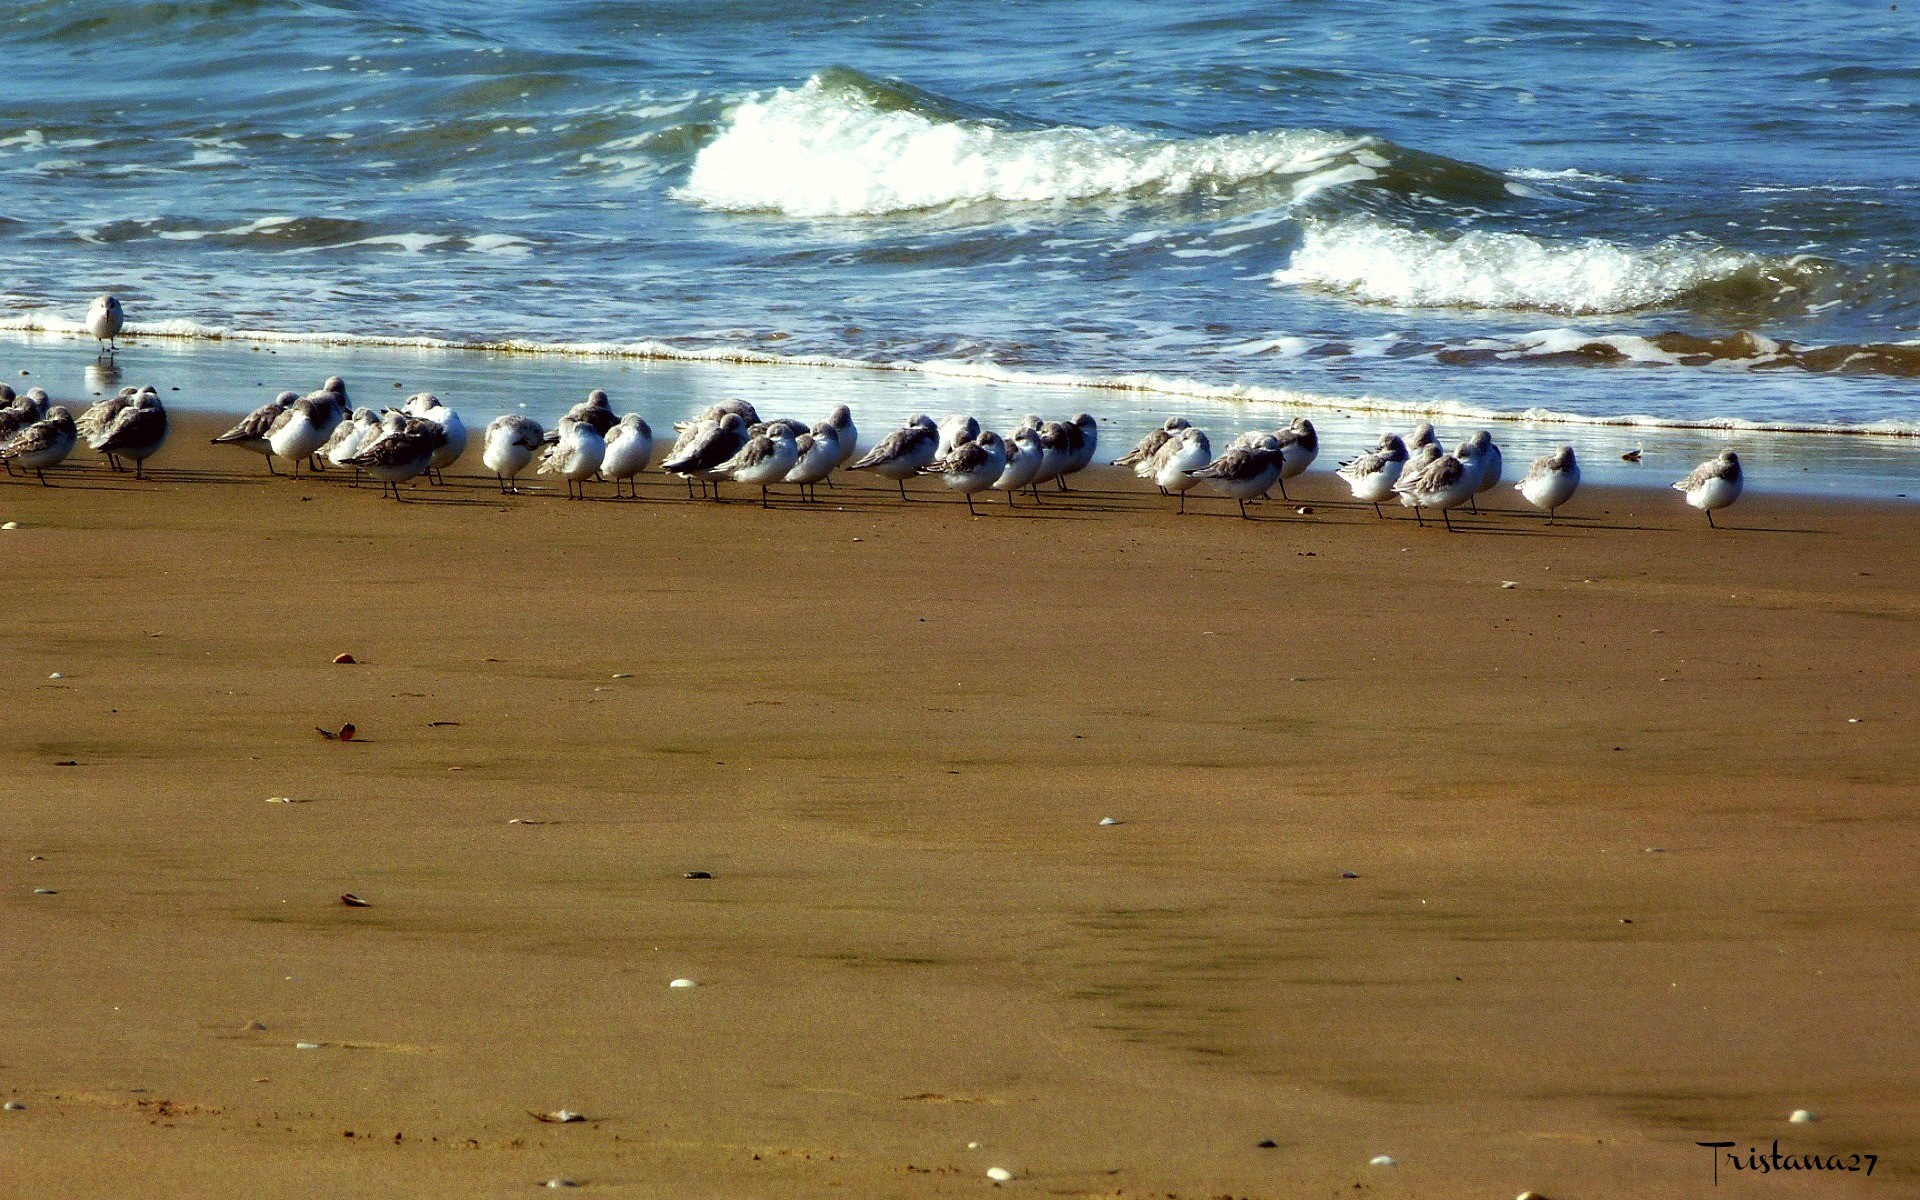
[{"x1": 3, "y1": 413, "x2": 1916, "y2": 1198}]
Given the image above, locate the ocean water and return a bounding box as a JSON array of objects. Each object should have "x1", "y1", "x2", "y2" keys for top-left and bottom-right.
[{"x1": 2, "y1": 0, "x2": 1917, "y2": 441}]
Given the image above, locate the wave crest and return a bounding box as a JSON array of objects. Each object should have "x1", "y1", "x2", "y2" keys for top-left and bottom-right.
[
  {"x1": 677, "y1": 69, "x2": 1373, "y2": 217},
  {"x1": 1274, "y1": 218, "x2": 1778, "y2": 314}
]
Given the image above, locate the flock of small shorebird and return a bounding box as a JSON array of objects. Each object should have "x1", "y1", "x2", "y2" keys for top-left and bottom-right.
[{"x1": 0, "y1": 295, "x2": 1750, "y2": 526}]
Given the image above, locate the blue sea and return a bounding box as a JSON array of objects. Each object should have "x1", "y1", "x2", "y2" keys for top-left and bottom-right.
[{"x1": 2, "y1": 0, "x2": 1917, "y2": 445}]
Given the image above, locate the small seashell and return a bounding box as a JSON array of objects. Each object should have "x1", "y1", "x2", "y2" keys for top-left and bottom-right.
[
  {"x1": 1517, "y1": 1192, "x2": 1546, "y2": 1200},
  {"x1": 1256, "y1": 1138, "x2": 1278, "y2": 1148},
  {"x1": 340, "y1": 893, "x2": 371, "y2": 908},
  {"x1": 530, "y1": 1109, "x2": 585, "y2": 1123},
  {"x1": 1340, "y1": 871, "x2": 1359, "y2": 879},
  {"x1": 295, "y1": 1041, "x2": 322, "y2": 1050},
  {"x1": 508, "y1": 818, "x2": 549, "y2": 825},
  {"x1": 1, "y1": 521, "x2": 17, "y2": 530},
  {"x1": 1789, "y1": 1109, "x2": 1815, "y2": 1123},
  {"x1": 966, "y1": 1141, "x2": 982, "y2": 1150},
  {"x1": 1369, "y1": 1155, "x2": 1397, "y2": 1167},
  {"x1": 1296, "y1": 506, "x2": 1312, "y2": 514},
  {"x1": 1098, "y1": 817, "x2": 1120, "y2": 826},
  {"x1": 986, "y1": 1167, "x2": 1014, "y2": 1182},
  {"x1": 332, "y1": 653, "x2": 356, "y2": 664},
  {"x1": 265, "y1": 796, "x2": 304, "y2": 804},
  {"x1": 610, "y1": 672, "x2": 632, "y2": 679},
  {"x1": 668, "y1": 978, "x2": 697, "y2": 989},
  {"x1": 1847, "y1": 718, "x2": 1860, "y2": 724},
  {"x1": 47, "y1": 672, "x2": 62, "y2": 680},
  {"x1": 683, "y1": 870, "x2": 712, "y2": 879},
  {"x1": 3, "y1": 1101, "x2": 24, "y2": 1111},
  {"x1": 1500, "y1": 581, "x2": 1518, "y2": 589},
  {"x1": 544, "y1": 1179, "x2": 581, "y2": 1189},
  {"x1": 32, "y1": 888, "x2": 56, "y2": 895}
]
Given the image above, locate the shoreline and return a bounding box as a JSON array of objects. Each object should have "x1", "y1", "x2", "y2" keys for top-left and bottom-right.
[{"x1": 4, "y1": 328, "x2": 1918, "y2": 503}]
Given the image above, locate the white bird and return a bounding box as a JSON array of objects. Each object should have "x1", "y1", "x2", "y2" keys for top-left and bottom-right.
[
  {"x1": 822, "y1": 404, "x2": 858, "y2": 467},
  {"x1": 661, "y1": 412, "x2": 749, "y2": 499},
  {"x1": 538, "y1": 416, "x2": 607, "y2": 500},
  {"x1": 86, "y1": 294, "x2": 124, "y2": 354},
  {"x1": 77, "y1": 386, "x2": 135, "y2": 448},
  {"x1": 1674, "y1": 449, "x2": 1743, "y2": 528},
  {"x1": 601, "y1": 413, "x2": 653, "y2": 498},
  {"x1": 713, "y1": 426, "x2": 799, "y2": 507},
  {"x1": 1335, "y1": 434, "x2": 1409, "y2": 518},
  {"x1": 0, "y1": 406, "x2": 78, "y2": 485},
  {"x1": 343, "y1": 416, "x2": 438, "y2": 501},
  {"x1": 673, "y1": 398, "x2": 759, "y2": 435},
  {"x1": 1189, "y1": 438, "x2": 1281, "y2": 519},
  {"x1": 1467, "y1": 430, "x2": 1502, "y2": 507},
  {"x1": 320, "y1": 407, "x2": 381, "y2": 477},
  {"x1": 90, "y1": 388, "x2": 167, "y2": 478},
  {"x1": 482, "y1": 414, "x2": 546, "y2": 494},
  {"x1": 1396, "y1": 442, "x2": 1443, "y2": 512},
  {"x1": 560, "y1": 389, "x2": 618, "y2": 438},
  {"x1": 1407, "y1": 421, "x2": 1443, "y2": 461},
  {"x1": 1113, "y1": 417, "x2": 1192, "y2": 482},
  {"x1": 927, "y1": 429, "x2": 1007, "y2": 514},
  {"x1": 786, "y1": 424, "x2": 840, "y2": 501},
  {"x1": 1273, "y1": 418, "x2": 1318, "y2": 500},
  {"x1": 404, "y1": 393, "x2": 466, "y2": 482},
  {"x1": 1153, "y1": 426, "x2": 1212, "y2": 513},
  {"x1": 1059, "y1": 412, "x2": 1099, "y2": 489},
  {"x1": 848, "y1": 415, "x2": 938, "y2": 499},
  {"x1": 935, "y1": 414, "x2": 980, "y2": 459},
  {"x1": 1515, "y1": 445, "x2": 1579, "y2": 523},
  {"x1": 211, "y1": 391, "x2": 298, "y2": 473},
  {"x1": 992, "y1": 426, "x2": 1045, "y2": 505},
  {"x1": 267, "y1": 397, "x2": 330, "y2": 476},
  {"x1": 1393, "y1": 452, "x2": 1477, "y2": 529}
]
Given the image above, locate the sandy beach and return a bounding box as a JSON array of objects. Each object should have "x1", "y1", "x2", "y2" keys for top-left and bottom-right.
[{"x1": 4, "y1": 412, "x2": 1916, "y2": 1198}]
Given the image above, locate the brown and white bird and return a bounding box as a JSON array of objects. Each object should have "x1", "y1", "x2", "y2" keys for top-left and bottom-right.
[
  {"x1": 212, "y1": 391, "x2": 298, "y2": 473},
  {"x1": 1673, "y1": 449, "x2": 1743, "y2": 528},
  {"x1": 90, "y1": 387, "x2": 168, "y2": 477},
  {"x1": 0, "y1": 406, "x2": 78, "y2": 485}
]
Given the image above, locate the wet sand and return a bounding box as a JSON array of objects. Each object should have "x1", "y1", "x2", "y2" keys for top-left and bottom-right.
[{"x1": 4, "y1": 413, "x2": 1917, "y2": 1198}]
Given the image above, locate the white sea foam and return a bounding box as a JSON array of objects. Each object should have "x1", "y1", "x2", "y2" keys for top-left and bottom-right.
[
  {"x1": 1275, "y1": 218, "x2": 1761, "y2": 314},
  {"x1": 2, "y1": 313, "x2": 1910, "y2": 439},
  {"x1": 678, "y1": 73, "x2": 1370, "y2": 216}
]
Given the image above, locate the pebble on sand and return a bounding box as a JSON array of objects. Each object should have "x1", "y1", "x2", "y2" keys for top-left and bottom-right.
[
  {"x1": 1369, "y1": 1155, "x2": 1397, "y2": 1167},
  {"x1": 668, "y1": 978, "x2": 698, "y2": 989},
  {"x1": 986, "y1": 1167, "x2": 1014, "y2": 1182},
  {"x1": 3, "y1": 1101, "x2": 24, "y2": 1111},
  {"x1": 1789, "y1": 1109, "x2": 1815, "y2": 1123},
  {"x1": 295, "y1": 1041, "x2": 323, "y2": 1050}
]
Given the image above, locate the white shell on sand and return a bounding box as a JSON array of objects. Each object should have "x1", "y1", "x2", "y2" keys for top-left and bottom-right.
[
  {"x1": 668, "y1": 978, "x2": 697, "y2": 988},
  {"x1": 295, "y1": 1041, "x2": 322, "y2": 1050},
  {"x1": 1099, "y1": 817, "x2": 1120, "y2": 826},
  {"x1": 1, "y1": 521, "x2": 17, "y2": 530},
  {"x1": 966, "y1": 1141, "x2": 982, "y2": 1150},
  {"x1": 985, "y1": 1167, "x2": 1014, "y2": 1182},
  {"x1": 47, "y1": 672, "x2": 62, "y2": 680},
  {"x1": 544, "y1": 1180, "x2": 580, "y2": 1189},
  {"x1": 32, "y1": 888, "x2": 57, "y2": 895},
  {"x1": 3, "y1": 1101, "x2": 24, "y2": 1111},
  {"x1": 1369, "y1": 1155, "x2": 1397, "y2": 1166},
  {"x1": 1789, "y1": 1109, "x2": 1815, "y2": 1123}
]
